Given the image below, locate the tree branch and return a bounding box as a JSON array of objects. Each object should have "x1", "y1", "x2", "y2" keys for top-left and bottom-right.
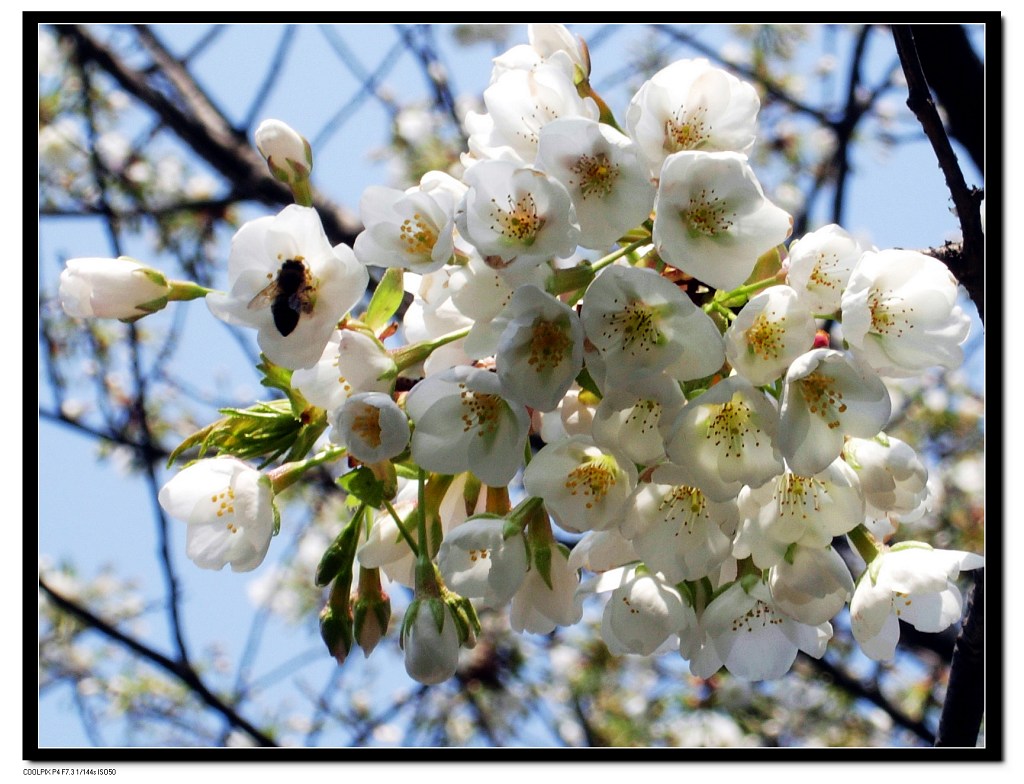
[{"x1": 935, "y1": 570, "x2": 985, "y2": 746}]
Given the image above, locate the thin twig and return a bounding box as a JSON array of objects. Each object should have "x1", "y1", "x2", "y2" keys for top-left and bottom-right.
[{"x1": 935, "y1": 571, "x2": 985, "y2": 746}]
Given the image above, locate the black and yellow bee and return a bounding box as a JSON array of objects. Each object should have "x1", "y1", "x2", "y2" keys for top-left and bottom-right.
[{"x1": 248, "y1": 258, "x2": 315, "y2": 337}]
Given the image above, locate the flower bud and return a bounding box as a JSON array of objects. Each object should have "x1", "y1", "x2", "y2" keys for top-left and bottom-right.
[
  {"x1": 255, "y1": 119, "x2": 312, "y2": 184},
  {"x1": 59, "y1": 256, "x2": 171, "y2": 320},
  {"x1": 352, "y1": 567, "x2": 391, "y2": 657},
  {"x1": 319, "y1": 601, "x2": 354, "y2": 666},
  {"x1": 400, "y1": 598, "x2": 460, "y2": 684}
]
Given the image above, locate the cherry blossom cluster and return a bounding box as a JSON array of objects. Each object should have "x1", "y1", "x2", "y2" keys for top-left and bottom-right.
[{"x1": 58, "y1": 24, "x2": 982, "y2": 685}]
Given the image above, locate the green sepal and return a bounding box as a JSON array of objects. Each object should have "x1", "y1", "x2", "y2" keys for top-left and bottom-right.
[
  {"x1": 136, "y1": 266, "x2": 169, "y2": 289},
  {"x1": 445, "y1": 593, "x2": 480, "y2": 648},
  {"x1": 783, "y1": 542, "x2": 798, "y2": 565},
  {"x1": 319, "y1": 603, "x2": 353, "y2": 665},
  {"x1": 399, "y1": 598, "x2": 421, "y2": 649},
  {"x1": 132, "y1": 294, "x2": 170, "y2": 314},
  {"x1": 889, "y1": 540, "x2": 934, "y2": 553},
  {"x1": 574, "y1": 366, "x2": 603, "y2": 399},
  {"x1": 338, "y1": 466, "x2": 388, "y2": 509},
  {"x1": 315, "y1": 510, "x2": 362, "y2": 587},
  {"x1": 427, "y1": 596, "x2": 446, "y2": 636},
  {"x1": 738, "y1": 572, "x2": 762, "y2": 594},
  {"x1": 364, "y1": 268, "x2": 406, "y2": 333},
  {"x1": 532, "y1": 540, "x2": 554, "y2": 591}
]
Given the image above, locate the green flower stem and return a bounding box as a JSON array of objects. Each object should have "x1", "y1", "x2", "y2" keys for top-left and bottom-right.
[
  {"x1": 848, "y1": 525, "x2": 882, "y2": 564},
  {"x1": 704, "y1": 300, "x2": 738, "y2": 322},
  {"x1": 591, "y1": 238, "x2": 651, "y2": 274},
  {"x1": 167, "y1": 280, "x2": 219, "y2": 301},
  {"x1": 382, "y1": 498, "x2": 420, "y2": 559},
  {"x1": 291, "y1": 178, "x2": 314, "y2": 208},
  {"x1": 390, "y1": 327, "x2": 472, "y2": 374},
  {"x1": 502, "y1": 496, "x2": 544, "y2": 540},
  {"x1": 717, "y1": 275, "x2": 779, "y2": 302},
  {"x1": 577, "y1": 78, "x2": 623, "y2": 134},
  {"x1": 268, "y1": 444, "x2": 347, "y2": 493}
]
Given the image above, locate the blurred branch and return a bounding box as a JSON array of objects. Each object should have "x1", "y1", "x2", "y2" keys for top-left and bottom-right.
[
  {"x1": 242, "y1": 24, "x2": 298, "y2": 130},
  {"x1": 39, "y1": 577, "x2": 278, "y2": 747},
  {"x1": 935, "y1": 570, "x2": 985, "y2": 746},
  {"x1": 893, "y1": 25, "x2": 985, "y2": 324}
]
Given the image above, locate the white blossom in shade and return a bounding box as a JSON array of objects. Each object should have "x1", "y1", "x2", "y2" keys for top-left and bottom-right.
[
  {"x1": 357, "y1": 484, "x2": 420, "y2": 588},
  {"x1": 456, "y1": 161, "x2": 580, "y2": 270},
  {"x1": 581, "y1": 264, "x2": 725, "y2": 384},
  {"x1": 653, "y1": 151, "x2": 792, "y2": 292},
  {"x1": 590, "y1": 567, "x2": 696, "y2": 656},
  {"x1": 724, "y1": 285, "x2": 816, "y2": 386},
  {"x1": 843, "y1": 435, "x2": 929, "y2": 522},
  {"x1": 401, "y1": 598, "x2": 461, "y2": 685},
  {"x1": 291, "y1": 329, "x2": 396, "y2": 412},
  {"x1": 402, "y1": 296, "x2": 473, "y2": 377},
  {"x1": 158, "y1": 457, "x2": 276, "y2": 573},
  {"x1": 405, "y1": 366, "x2": 529, "y2": 487},
  {"x1": 510, "y1": 544, "x2": 584, "y2": 634},
  {"x1": 850, "y1": 542, "x2": 983, "y2": 661},
  {"x1": 536, "y1": 117, "x2": 655, "y2": 249},
  {"x1": 621, "y1": 463, "x2": 739, "y2": 583},
  {"x1": 523, "y1": 436, "x2": 637, "y2": 533},
  {"x1": 778, "y1": 349, "x2": 891, "y2": 477},
  {"x1": 567, "y1": 528, "x2": 639, "y2": 573},
  {"x1": 688, "y1": 580, "x2": 832, "y2": 681},
  {"x1": 528, "y1": 24, "x2": 589, "y2": 77},
  {"x1": 665, "y1": 376, "x2": 784, "y2": 502},
  {"x1": 768, "y1": 544, "x2": 855, "y2": 626},
  {"x1": 785, "y1": 223, "x2": 864, "y2": 315},
  {"x1": 591, "y1": 373, "x2": 685, "y2": 466},
  {"x1": 206, "y1": 205, "x2": 369, "y2": 370},
  {"x1": 437, "y1": 515, "x2": 528, "y2": 608},
  {"x1": 59, "y1": 257, "x2": 171, "y2": 320},
  {"x1": 733, "y1": 458, "x2": 865, "y2": 568},
  {"x1": 330, "y1": 392, "x2": 409, "y2": 464},
  {"x1": 491, "y1": 284, "x2": 584, "y2": 412},
  {"x1": 840, "y1": 249, "x2": 971, "y2": 377},
  {"x1": 538, "y1": 387, "x2": 598, "y2": 443},
  {"x1": 626, "y1": 59, "x2": 760, "y2": 177},
  {"x1": 353, "y1": 184, "x2": 456, "y2": 274},
  {"x1": 470, "y1": 55, "x2": 599, "y2": 165}
]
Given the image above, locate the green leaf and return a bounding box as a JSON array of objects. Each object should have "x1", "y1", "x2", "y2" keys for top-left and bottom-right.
[
  {"x1": 364, "y1": 268, "x2": 406, "y2": 333},
  {"x1": 337, "y1": 466, "x2": 388, "y2": 508}
]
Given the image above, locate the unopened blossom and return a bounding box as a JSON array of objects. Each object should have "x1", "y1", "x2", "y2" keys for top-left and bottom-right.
[
  {"x1": 401, "y1": 598, "x2": 461, "y2": 685},
  {"x1": 625, "y1": 58, "x2": 760, "y2": 177},
  {"x1": 509, "y1": 543, "x2": 583, "y2": 634},
  {"x1": 456, "y1": 160, "x2": 580, "y2": 269},
  {"x1": 591, "y1": 373, "x2": 685, "y2": 466},
  {"x1": 254, "y1": 119, "x2": 311, "y2": 185},
  {"x1": 733, "y1": 458, "x2": 865, "y2": 568},
  {"x1": 59, "y1": 257, "x2": 171, "y2": 320},
  {"x1": 567, "y1": 528, "x2": 639, "y2": 573},
  {"x1": 768, "y1": 544, "x2": 854, "y2": 626},
  {"x1": 779, "y1": 349, "x2": 891, "y2": 476},
  {"x1": 724, "y1": 285, "x2": 816, "y2": 386},
  {"x1": 158, "y1": 457, "x2": 276, "y2": 573},
  {"x1": 536, "y1": 117, "x2": 655, "y2": 248},
  {"x1": 405, "y1": 366, "x2": 530, "y2": 487},
  {"x1": 665, "y1": 376, "x2": 784, "y2": 502},
  {"x1": 850, "y1": 542, "x2": 983, "y2": 661},
  {"x1": 291, "y1": 329, "x2": 396, "y2": 413},
  {"x1": 840, "y1": 249, "x2": 971, "y2": 377},
  {"x1": 688, "y1": 580, "x2": 832, "y2": 681},
  {"x1": 785, "y1": 223, "x2": 864, "y2": 314},
  {"x1": 528, "y1": 23, "x2": 589, "y2": 78},
  {"x1": 622, "y1": 463, "x2": 738, "y2": 583},
  {"x1": 492, "y1": 284, "x2": 584, "y2": 412},
  {"x1": 206, "y1": 205, "x2": 369, "y2": 370},
  {"x1": 538, "y1": 386, "x2": 598, "y2": 443},
  {"x1": 353, "y1": 183, "x2": 456, "y2": 274},
  {"x1": 653, "y1": 151, "x2": 792, "y2": 292},
  {"x1": 437, "y1": 515, "x2": 528, "y2": 608},
  {"x1": 843, "y1": 435, "x2": 930, "y2": 523},
  {"x1": 523, "y1": 435, "x2": 637, "y2": 533},
  {"x1": 580, "y1": 264, "x2": 725, "y2": 384},
  {"x1": 590, "y1": 567, "x2": 696, "y2": 656},
  {"x1": 330, "y1": 392, "x2": 409, "y2": 464}
]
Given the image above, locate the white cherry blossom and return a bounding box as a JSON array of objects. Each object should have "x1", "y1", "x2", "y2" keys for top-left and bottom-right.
[
  {"x1": 59, "y1": 257, "x2": 171, "y2": 320},
  {"x1": 785, "y1": 223, "x2": 864, "y2": 314},
  {"x1": 591, "y1": 567, "x2": 696, "y2": 656},
  {"x1": 768, "y1": 544, "x2": 855, "y2": 626},
  {"x1": 353, "y1": 183, "x2": 456, "y2": 274},
  {"x1": 291, "y1": 328, "x2": 396, "y2": 413},
  {"x1": 330, "y1": 392, "x2": 410, "y2": 464},
  {"x1": 724, "y1": 285, "x2": 816, "y2": 386},
  {"x1": 437, "y1": 515, "x2": 528, "y2": 609}
]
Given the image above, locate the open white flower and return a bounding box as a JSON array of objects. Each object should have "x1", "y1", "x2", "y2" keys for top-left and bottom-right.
[
  {"x1": 581, "y1": 264, "x2": 725, "y2": 384},
  {"x1": 840, "y1": 249, "x2": 971, "y2": 377},
  {"x1": 491, "y1": 284, "x2": 584, "y2": 412},
  {"x1": 536, "y1": 117, "x2": 655, "y2": 248},
  {"x1": 850, "y1": 542, "x2": 983, "y2": 661},
  {"x1": 353, "y1": 183, "x2": 456, "y2": 274},
  {"x1": 590, "y1": 566, "x2": 695, "y2": 656},
  {"x1": 653, "y1": 151, "x2": 792, "y2": 292},
  {"x1": 509, "y1": 543, "x2": 583, "y2": 634},
  {"x1": 437, "y1": 515, "x2": 528, "y2": 609},
  {"x1": 665, "y1": 376, "x2": 784, "y2": 502},
  {"x1": 724, "y1": 285, "x2": 816, "y2": 386},
  {"x1": 768, "y1": 544, "x2": 855, "y2": 626},
  {"x1": 406, "y1": 366, "x2": 530, "y2": 487},
  {"x1": 785, "y1": 223, "x2": 864, "y2": 315},
  {"x1": 456, "y1": 160, "x2": 580, "y2": 269},
  {"x1": 206, "y1": 205, "x2": 369, "y2": 370},
  {"x1": 779, "y1": 349, "x2": 891, "y2": 476},
  {"x1": 843, "y1": 435, "x2": 929, "y2": 522},
  {"x1": 330, "y1": 392, "x2": 410, "y2": 464},
  {"x1": 523, "y1": 435, "x2": 637, "y2": 533},
  {"x1": 158, "y1": 457, "x2": 276, "y2": 573},
  {"x1": 626, "y1": 58, "x2": 760, "y2": 177},
  {"x1": 59, "y1": 256, "x2": 171, "y2": 320},
  {"x1": 290, "y1": 328, "x2": 396, "y2": 413},
  {"x1": 591, "y1": 373, "x2": 685, "y2": 466}
]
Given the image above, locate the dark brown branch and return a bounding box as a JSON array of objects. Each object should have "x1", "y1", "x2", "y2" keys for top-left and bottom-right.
[
  {"x1": 39, "y1": 577, "x2": 278, "y2": 747},
  {"x1": 935, "y1": 571, "x2": 985, "y2": 746},
  {"x1": 893, "y1": 26, "x2": 985, "y2": 324}
]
